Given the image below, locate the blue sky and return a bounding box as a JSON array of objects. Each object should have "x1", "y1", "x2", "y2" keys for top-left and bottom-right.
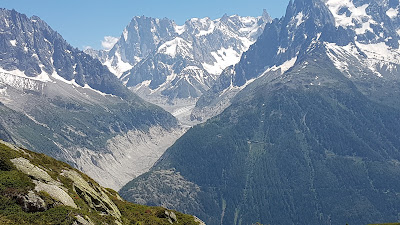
[{"x1": 2, "y1": 0, "x2": 290, "y2": 50}]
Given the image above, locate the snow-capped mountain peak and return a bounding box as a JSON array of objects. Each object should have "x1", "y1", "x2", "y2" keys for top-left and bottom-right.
[
  {"x1": 323, "y1": 0, "x2": 400, "y2": 46},
  {"x1": 88, "y1": 11, "x2": 271, "y2": 125},
  {"x1": 325, "y1": 0, "x2": 378, "y2": 34},
  {"x1": 157, "y1": 37, "x2": 193, "y2": 59},
  {"x1": 191, "y1": 0, "x2": 400, "y2": 122},
  {"x1": 85, "y1": 16, "x2": 178, "y2": 77}
]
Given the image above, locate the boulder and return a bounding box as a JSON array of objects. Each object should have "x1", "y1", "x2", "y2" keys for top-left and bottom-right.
[
  {"x1": 165, "y1": 210, "x2": 177, "y2": 224},
  {"x1": 15, "y1": 191, "x2": 47, "y2": 212}
]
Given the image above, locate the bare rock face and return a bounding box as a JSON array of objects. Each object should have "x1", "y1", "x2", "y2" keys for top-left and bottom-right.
[
  {"x1": 194, "y1": 216, "x2": 206, "y2": 225},
  {"x1": 61, "y1": 169, "x2": 121, "y2": 219},
  {"x1": 10, "y1": 157, "x2": 78, "y2": 209},
  {"x1": 73, "y1": 215, "x2": 95, "y2": 225},
  {"x1": 164, "y1": 210, "x2": 177, "y2": 224},
  {"x1": 14, "y1": 191, "x2": 47, "y2": 213},
  {"x1": 10, "y1": 157, "x2": 56, "y2": 184}
]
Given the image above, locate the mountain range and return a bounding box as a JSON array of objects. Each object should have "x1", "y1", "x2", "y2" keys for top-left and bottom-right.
[
  {"x1": 0, "y1": 8, "x2": 183, "y2": 191},
  {"x1": 119, "y1": 0, "x2": 400, "y2": 224},
  {"x1": 86, "y1": 12, "x2": 271, "y2": 125},
  {"x1": 192, "y1": 0, "x2": 400, "y2": 121},
  {"x1": 2, "y1": 0, "x2": 400, "y2": 224}
]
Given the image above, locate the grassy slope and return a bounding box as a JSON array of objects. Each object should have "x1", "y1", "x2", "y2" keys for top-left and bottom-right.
[{"x1": 0, "y1": 141, "x2": 200, "y2": 225}]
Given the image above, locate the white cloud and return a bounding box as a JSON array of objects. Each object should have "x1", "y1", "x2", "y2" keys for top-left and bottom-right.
[{"x1": 101, "y1": 36, "x2": 119, "y2": 51}]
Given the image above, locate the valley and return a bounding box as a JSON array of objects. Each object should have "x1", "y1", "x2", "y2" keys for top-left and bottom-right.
[{"x1": 1, "y1": 0, "x2": 400, "y2": 224}]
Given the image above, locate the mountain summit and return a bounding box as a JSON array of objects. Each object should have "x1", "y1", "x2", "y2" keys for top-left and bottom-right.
[
  {"x1": 192, "y1": 0, "x2": 400, "y2": 121},
  {"x1": 87, "y1": 13, "x2": 271, "y2": 125}
]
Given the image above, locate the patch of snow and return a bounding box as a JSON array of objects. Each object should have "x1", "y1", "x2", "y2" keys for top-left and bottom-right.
[
  {"x1": 238, "y1": 16, "x2": 260, "y2": 33},
  {"x1": 0, "y1": 86, "x2": 7, "y2": 96},
  {"x1": 238, "y1": 36, "x2": 255, "y2": 50},
  {"x1": 4, "y1": 18, "x2": 9, "y2": 27},
  {"x1": 9, "y1": 40, "x2": 17, "y2": 46},
  {"x1": 0, "y1": 68, "x2": 27, "y2": 79},
  {"x1": 202, "y1": 47, "x2": 242, "y2": 75},
  {"x1": 51, "y1": 72, "x2": 114, "y2": 96},
  {"x1": 0, "y1": 72, "x2": 44, "y2": 92},
  {"x1": 196, "y1": 22, "x2": 215, "y2": 37},
  {"x1": 239, "y1": 26, "x2": 256, "y2": 33},
  {"x1": 0, "y1": 67, "x2": 50, "y2": 83},
  {"x1": 150, "y1": 23, "x2": 157, "y2": 33},
  {"x1": 73, "y1": 64, "x2": 77, "y2": 75},
  {"x1": 278, "y1": 47, "x2": 287, "y2": 54},
  {"x1": 82, "y1": 83, "x2": 109, "y2": 96},
  {"x1": 36, "y1": 69, "x2": 51, "y2": 82},
  {"x1": 134, "y1": 56, "x2": 141, "y2": 63},
  {"x1": 43, "y1": 38, "x2": 51, "y2": 45},
  {"x1": 295, "y1": 12, "x2": 305, "y2": 27},
  {"x1": 123, "y1": 28, "x2": 128, "y2": 42},
  {"x1": 219, "y1": 76, "x2": 257, "y2": 99},
  {"x1": 174, "y1": 24, "x2": 186, "y2": 35},
  {"x1": 103, "y1": 53, "x2": 133, "y2": 78},
  {"x1": 157, "y1": 37, "x2": 192, "y2": 58},
  {"x1": 133, "y1": 80, "x2": 152, "y2": 92},
  {"x1": 325, "y1": 0, "x2": 375, "y2": 35},
  {"x1": 387, "y1": 8, "x2": 399, "y2": 19},
  {"x1": 114, "y1": 52, "x2": 133, "y2": 76},
  {"x1": 280, "y1": 57, "x2": 298, "y2": 74},
  {"x1": 51, "y1": 72, "x2": 76, "y2": 85},
  {"x1": 261, "y1": 56, "x2": 298, "y2": 76},
  {"x1": 242, "y1": 77, "x2": 257, "y2": 88},
  {"x1": 325, "y1": 42, "x2": 359, "y2": 77},
  {"x1": 239, "y1": 16, "x2": 258, "y2": 25},
  {"x1": 354, "y1": 20, "x2": 373, "y2": 35},
  {"x1": 325, "y1": 41, "x2": 400, "y2": 78},
  {"x1": 31, "y1": 53, "x2": 39, "y2": 60},
  {"x1": 356, "y1": 42, "x2": 400, "y2": 64}
]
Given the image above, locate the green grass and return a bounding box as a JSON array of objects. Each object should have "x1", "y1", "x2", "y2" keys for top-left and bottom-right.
[{"x1": 0, "y1": 142, "x2": 201, "y2": 225}]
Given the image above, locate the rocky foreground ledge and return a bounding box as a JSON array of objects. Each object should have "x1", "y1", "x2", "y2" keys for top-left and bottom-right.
[{"x1": 0, "y1": 140, "x2": 204, "y2": 225}]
